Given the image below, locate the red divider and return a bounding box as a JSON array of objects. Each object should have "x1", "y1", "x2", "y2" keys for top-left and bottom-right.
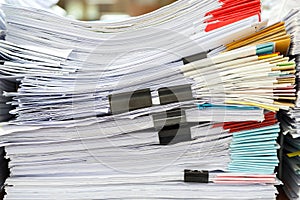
[
  {"x1": 221, "y1": 112, "x2": 277, "y2": 133},
  {"x1": 205, "y1": 0, "x2": 261, "y2": 32}
]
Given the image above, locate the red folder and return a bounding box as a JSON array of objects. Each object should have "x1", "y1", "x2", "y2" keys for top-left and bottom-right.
[
  {"x1": 205, "y1": 13, "x2": 261, "y2": 32},
  {"x1": 206, "y1": 0, "x2": 260, "y2": 17},
  {"x1": 221, "y1": 112, "x2": 277, "y2": 133},
  {"x1": 205, "y1": 9, "x2": 260, "y2": 23},
  {"x1": 204, "y1": 0, "x2": 261, "y2": 32}
]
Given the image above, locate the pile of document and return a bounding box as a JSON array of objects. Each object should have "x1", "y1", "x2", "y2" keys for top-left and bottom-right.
[
  {"x1": 182, "y1": 32, "x2": 296, "y2": 188},
  {"x1": 276, "y1": 9, "x2": 300, "y2": 200},
  {"x1": 225, "y1": 112, "x2": 280, "y2": 175},
  {"x1": 0, "y1": 0, "x2": 63, "y2": 186},
  {"x1": 0, "y1": 0, "x2": 265, "y2": 125},
  {"x1": 0, "y1": 77, "x2": 12, "y2": 194},
  {"x1": 182, "y1": 43, "x2": 296, "y2": 112},
  {"x1": 224, "y1": 22, "x2": 291, "y2": 54},
  {"x1": 2, "y1": 0, "x2": 262, "y2": 63},
  {"x1": 0, "y1": 0, "x2": 295, "y2": 199}
]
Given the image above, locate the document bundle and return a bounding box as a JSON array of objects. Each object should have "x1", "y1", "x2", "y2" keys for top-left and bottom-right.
[
  {"x1": 276, "y1": 9, "x2": 300, "y2": 200},
  {"x1": 0, "y1": 0, "x2": 296, "y2": 199}
]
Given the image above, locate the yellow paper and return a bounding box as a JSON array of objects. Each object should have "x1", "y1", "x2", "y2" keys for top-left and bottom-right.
[
  {"x1": 287, "y1": 151, "x2": 300, "y2": 158},
  {"x1": 225, "y1": 100, "x2": 279, "y2": 112}
]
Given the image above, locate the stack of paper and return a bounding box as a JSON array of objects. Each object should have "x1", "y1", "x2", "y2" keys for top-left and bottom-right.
[
  {"x1": 0, "y1": 77, "x2": 12, "y2": 190},
  {"x1": 225, "y1": 112, "x2": 280, "y2": 174},
  {"x1": 0, "y1": 0, "x2": 61, "y2": 190},
  {"x1": 224, "y1": 22, "x2": 291, "y2": 55},
  {"x1": 182, "y1": 43, "x2": 296, "y2": 112},
  {"x1": 0, "y1": 49, "x2": 283, "y2": 199},
  {"x1": 276, "y1": 9, "x2": 300, "y2": 200},
  {"x1": 183, "y1": 47, "x2": 295, "y2": 189},
  {"x1": 0, "y1": 0, "x2": 265, "y2": 125},
  {"x1": 189, "y1": 107, "x2": 281, "y2": 175},
  {"x1": 1, "y1": 0, "x2": 263, "y2": 62},
  {"x1": 0, "y1": 0, "x2": 291, "y2": 199},
  {"x1": 0, "y1": 110, "x2": 279, "y2": 199},
  {"x1": 285, "y1": 9, "x2": 300, "y2": 108},
  {"x1": 208, "y1": 21, "x2": 291, "y2": 57}
]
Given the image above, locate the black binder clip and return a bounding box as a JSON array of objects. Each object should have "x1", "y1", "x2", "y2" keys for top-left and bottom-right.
[
  {"x1": 184, "y1": 170, "x2": 209, "y2": 183},
  {"x1": 109, "y1": 89, "x2": 152, "y2": 115},
  {"x1": 158, "y1": 84, "x2": 193, "y2": 105},
  {"x1": 153, "y1": 108, "x2": 191, "y2": 145},
  {"x1": 182, "y1": 52, "x2": 207, "y2": 64},
  {"x1": 153, "y1": 84, "x2": 194, "y2": 145},
  {"x1": 158, "y1": 124, "x2": 192, "y2": 145}
]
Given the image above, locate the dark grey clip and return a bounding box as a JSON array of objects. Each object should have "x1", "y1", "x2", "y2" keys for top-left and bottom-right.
[
  {"x1": 109, "y1": 89, "x2": 152, "y2": 115},
  {"x1": 184, "y1": 170, "x2": 209, "y2": 183},
  {"x1": 158, "y1": 84, "x2": 193, "y2": 105},
  {"x1": 153, "y1": 108, "x2": 191, "y2": 145},
  {"x1": 182, "y1": 52, "x2": 207, "y2": 64}
]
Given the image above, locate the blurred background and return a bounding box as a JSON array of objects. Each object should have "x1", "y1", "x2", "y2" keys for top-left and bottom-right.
[
  {"x1": 57, "y1": 0, "x2": 177, "y2": 21},
  {"x1": 23, "y1": 0, "x2": 300, "y2": 24}
]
